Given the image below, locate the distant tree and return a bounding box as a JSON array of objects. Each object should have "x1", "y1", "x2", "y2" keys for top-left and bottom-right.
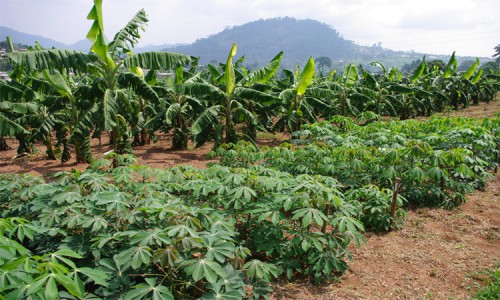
[
  {"x1": 481, "y1": 61, "x2": 499, "y2": 74},
  {"x1": 316, "y1": 56, "x2": 332, "y2": 74},
  {"x1": 0, "y1": 40, "x2": 30, "y2": 71},
  {"x1": 458, "y1": 60, "x2": 475, "y2": 72},
  {"x1": 401, "y1": 59, "x2": 421, "y2": 74},
  {"x1": 477, "y1": 44, "x2": 500, "y2": 73},
  {"x1": 427, "y1": 59, "x2": 445, "y2": 72}
]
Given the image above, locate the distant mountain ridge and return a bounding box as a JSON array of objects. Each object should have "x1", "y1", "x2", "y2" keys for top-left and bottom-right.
[
  {"x1": 0, "y1": 26, "x2": 74, "y2": 49},
  {"x1": 0, "y1": 26, "x2": 178, "y2": 53},
  {"x1": 1, "y1": 20, "x2": 485, "y2": 71}
]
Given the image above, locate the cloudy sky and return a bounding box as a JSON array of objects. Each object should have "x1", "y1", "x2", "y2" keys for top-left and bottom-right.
[{"x1": 1, "y1": 0, "x2": 498, "y2": 57}]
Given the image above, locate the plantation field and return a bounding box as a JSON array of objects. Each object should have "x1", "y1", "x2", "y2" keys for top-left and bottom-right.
[
  {"x1": 1, "y1": 100, "x2": 498, "y2": 177},
  {"x1": 1, "y1": 1, "x2": 499, "y2": 298},
  {"x1": 1, "y1": 101, "x2": 499, "y2": 299}
]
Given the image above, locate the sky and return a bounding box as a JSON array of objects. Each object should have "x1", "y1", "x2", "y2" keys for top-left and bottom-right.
[{"x1": 0, "y1": 0, "x2": 499, "y2": 57}]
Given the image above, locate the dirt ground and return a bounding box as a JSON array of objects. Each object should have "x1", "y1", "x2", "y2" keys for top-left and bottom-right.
[
  {"x1": 0, "y1": 100, "x2": 499, "y2": 299},
  {"x1": 0, "y1": 134, "x2": 218, "y2": 177}
]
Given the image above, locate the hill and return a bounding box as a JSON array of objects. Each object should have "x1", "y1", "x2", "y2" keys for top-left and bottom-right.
[
  {"x1": 163, "y1": 18, "x2": 489, "y2": 71},
  {"x1": 163, "y1": 17, "x2": 422, "y2": 69}
]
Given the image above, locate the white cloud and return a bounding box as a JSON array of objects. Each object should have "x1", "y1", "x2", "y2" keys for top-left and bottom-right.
[{"x1": 0, "y1": 0, "x2": 498, "y2": 57}]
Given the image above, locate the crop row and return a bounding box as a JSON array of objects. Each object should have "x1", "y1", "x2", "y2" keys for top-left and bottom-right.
[
  {"x1": 1, "y1": 156, "x2": 407, "y2": 298},
  {"x1": 2, "y1": 114, "x2": 498, "y2": 298},
  {"x1": 214, "y1": 115, "x2": 500, "y2": 209}
]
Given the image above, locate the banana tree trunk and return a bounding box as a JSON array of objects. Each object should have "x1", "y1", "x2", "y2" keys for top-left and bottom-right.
[
  {"x1": 245, "y1": 103, "x2": 257, "y2": 142},
  {"x1": 172, "y1": 112, "x2": 188, "y2": 150},
  {"x1": 245, "y1": 122, "x2": 257, "y2": 142},
  {"x1": 172, "y1": 127, "x2": 188, "y2": 150},
  {"x1": 138, "y1": 98, "x2": 150, "y2": 146},
  {"x1": 16, "y1": 135, "x2": 32, "y2": 155},
  {"x1": 225, "y1": 97, "x2": 236, "y2": 144},
  {"x1": 112, "y1": 126, "x2": 119, "y2": 152},
  {"x1": 140, "y1": 128, "x2": 150, "y2": 146},
  {"x1": 44, "y1": 133, "x2": 56, "y2": 160},
  {"x1": 74, "y1": 139, "x2": 85, "y2": 164},
  {"x1": 339, "y1": 91, "x2": 346, "y2": 116},
  {"x1": 0, "y1": 136, "x2": 10, "y2": 151},
  {"x1": 68, "y1": 95, "x2": 86, "y2": 164}
]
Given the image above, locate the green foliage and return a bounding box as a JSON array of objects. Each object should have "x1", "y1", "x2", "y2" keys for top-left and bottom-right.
[
  {"x1": 216, "y1": 115, "x2": 499, "y2": 210},
  {"x1": 1, "y1": 3, "x2": 499, "y2": 297},
  {"x1": 108, "y1": 9, "x2": 148, "y2": 55},
  {"x1": 6, "y1": 50, "x2": 97, "y2": 74},
  {"x1": 0, "y1": 155, "x2": 372, "y2": 297},
  {"x1": 470, "y1": 266, "x2": 500, "y2": 300}
]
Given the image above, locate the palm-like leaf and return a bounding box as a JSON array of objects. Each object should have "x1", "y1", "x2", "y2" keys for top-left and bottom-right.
[
  {"x1": 243, "y1": 51, "x2": 283, "y2": 85},
  {"x1": 411, "y1": 58, "x2": 426, "y2": 83},
  {"x1": 99, "y1": 89, "x2": 117, "y2": 131},
  {"x1": 370, "y1": 62, "x2": 387, "y2": 74},
  {"x1": 233, "y1": 87, "x2": 279, "y2": 106},
  {"x1": 184, "y1": 72, "x2": 206, "y2": 84},
  {"x1": 462, "y1": 58, "x2": 480, "y2": 80},
  {"x1": 0, "y1": 81, "x2": 37, "y2": 102},
  {"x1": 207, "y1": 64, "x2": 222, "y2": 84},
  {"x1": 87, "y1": 0, "x2": 114, "y2": 66},
  {"x1": 69, "y1": 105, "x2": 98, "y2": 144},
  {"x1": 0, "y1": 114, "x2": 29, "y2": 136},
  {"x1": 7, "y1": 50, "x2": 96, "y2": 74},
  {"x1": 443, "y1": 51, "x2": 457, "y2": 78},
  {"x1": 342, "y1": 64, "x2": 358, "y2": 87},
  {"x1": 108, "y1": 9, "x2": 148, "y2": 54},
  {"x1": 41, "y1": 70, "x2": 72, "y2": 96},
  {"x1": 0, "y1": 101, "x2": 38, "y2": 114},
  {"x1": 30, "y1": 112, "x2": 64, "y2": 141},
  {"x1": 124, "y1": 52, "x2": 193, "y2": 70},
  {"x1": 296, "y1": 57, "x2": 315, "y2": 96},
  {"x1": 191, "y1": 105, "x2": 223, "y2": 136},
  {"x1": 164, "y1": 103, "x2": 181, "y2": 127},
  {"x1": 172, "y1": 83, "x2": 224, "y2": 99},
  {"x1": 471, "y1": 69, "x2": 483, "y2": 84},
  {"x1": 118, "y1": 72, "x2": 159, "y2": 102},
  {"x1": 232, "y1": 101, "x2": 256, "y2": 124},
  {"x1": 224, "y1": 43, "x2": 238, "y2": 96}
]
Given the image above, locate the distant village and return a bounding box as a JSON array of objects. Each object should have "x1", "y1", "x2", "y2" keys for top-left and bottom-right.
[{"x1": 0, "y1": 45, "x2": 27, "y2": 81}]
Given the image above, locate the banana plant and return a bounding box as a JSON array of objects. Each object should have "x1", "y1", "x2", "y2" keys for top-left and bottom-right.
[
  {"x1": 0, "y1": 100, "x2": 33, "y2": 155},
  {"x1": 0, "y1": 80, "x2": 32, "y2": 152},
  {"x1": 355, "y1": 67, "x2": 398, "y2": 117},
  {"x1": 382, "y1": 59, "x2": 436, "y2": 119},
  {"x1": 191, "y1": 43, "x2": 282, "y2": 148},
  {"x1": 234, "y1": 51, "x2": 283, "y2": 141},
  {"x1": 144, "y1": 66, "x2": 223, "y2": 150},
  {"x1": 4, "y1": 50, "x2": 96, "y2": 163},
  {"x1": 321, "y1": 63, "x2": 364, "y2": 116},
  {"x1": 85, "y1": 0, "x2": 192, "y2": 155},
  {"x1": 273, "y1": 56, "x2": 316, "y2": 133}
]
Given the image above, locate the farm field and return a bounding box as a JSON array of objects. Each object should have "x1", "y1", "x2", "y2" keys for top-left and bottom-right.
[
  {"x1": 1, "y1": 1, "x2": 500, "y2": 299},
  {"x1": 1, "y1": 100, "x2": 498, "y2": 177},
  {"x1": 1, "y1": 101, "x2": 498, "y2": 299},
  {"x1": 271, "y1": 172, "x2": 500, "y2": 299}
]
